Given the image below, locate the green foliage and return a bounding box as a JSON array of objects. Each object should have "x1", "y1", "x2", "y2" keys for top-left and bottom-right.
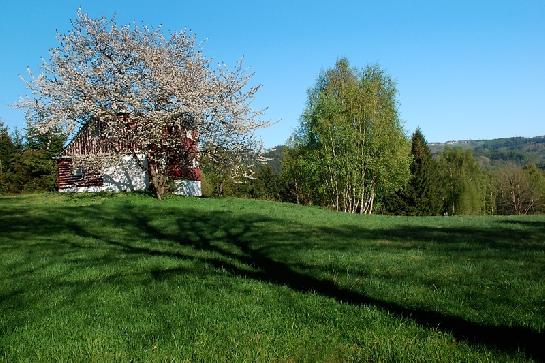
[
  {"x1": 201, "y1": 152, "x2": 285, "y2": 200},
  {"x1": 261, "y1": 145, "x2": 287, "y2": 174},
  {"x1": 524, "y1": 164, "x2": 545, "y2": 214},
  {"x1": 280, "y1": 140, "x2": 322, "y2": 205},
  {"x1": 436, "y1": 147, "x2": 490, "y2": 215},
  {"x1": 200, "y1": 154, "x2": 231, "y2": 197},
  {"x1": 1, "y1": 194, "x2": 543, "y2": 361},
  {"x1": 382, "y1": 128, "x2": 444, "y2": 215},
  {"x1": 0, "y1": 122, "x2": 16, "y2": 193},
  {"x1": 0, "y1": 123, "x2": 24, "y2": 193},
  {"x1": 284, "y1": 59, "x2": 411, "y2": 213},
  {"x1": 243, "y1": 164, "x2": 282, "y2": 200},
  {"x1": 0, "y1": 121, "x2": 66, "y2": 193},
  {"x1": 408, "y1": 129, "x2": 443, "y2": 214},
  {"x1": 270, "y1": 130, "x2": 545, "y2": 215},
  {"x1": 381, "y1": 131, "x2": 545, "y2": 216},
  {"x1": 429, "y1": 135, "x2": 545, "y2": 169},
  {"x1": 0, "y1": 122, "x2": 16, "y2": 168},
  {"x1": 495, "y1": 163, "x2": 545, "y2": 215},
  {"x1": 11, "y1": 149, "x2": 56, "y2": 192}
]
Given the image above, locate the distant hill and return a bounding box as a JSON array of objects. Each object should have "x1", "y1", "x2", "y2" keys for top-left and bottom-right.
[
  {"x1": 429, "y1": 135, "x2": 545, "y2": 169},
  {"x1": 261, "y1": 145, "x2": 288, "y2": 173},
  {"x1": 264, "y1": 136, "x2": 545, "y2": 171}
]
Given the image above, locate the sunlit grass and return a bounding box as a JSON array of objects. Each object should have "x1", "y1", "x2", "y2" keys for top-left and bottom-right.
[{"x1": 1, "y1": 193, "x2": 544, "y2": 361}]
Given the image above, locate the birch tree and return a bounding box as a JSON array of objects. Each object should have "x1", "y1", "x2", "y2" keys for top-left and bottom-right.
[
  {"x1": 17, "y1": 10, "x2": 266, "y2": 198},
  {"x1": 495, "y1": 163, "x2": 545, "y2": 215},
  {"x1": 288, "y1": 58, "x2": 410, "y2": 213}
]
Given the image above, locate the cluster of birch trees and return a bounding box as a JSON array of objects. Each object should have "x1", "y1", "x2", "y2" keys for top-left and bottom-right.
[
  {"x1": 282, "y1": 59, "x2": 411, "y2": 213},
  {"x1": 275, "y1": 59, "x2": 545, "y2": 215}
]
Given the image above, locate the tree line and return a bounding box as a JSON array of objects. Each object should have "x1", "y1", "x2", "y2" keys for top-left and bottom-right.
[
  {"x1": 379, "y1": 130, "x2": 545, "y2": 215},
  {"x1": 4, "y1": 115, "x2": 543, "y2": 216},
  {"x1": 204, "y1": 59, "x2": 545, "y2": 215},
  {"x1": 0, "y1": 121, "x2": 66, "y2": 193},
  {"x1": 429, "y1": 135, "x2": 545, "y2": 169},
  {"x1": 204, "y1": 129, "x2": 545, "y2": 216}
]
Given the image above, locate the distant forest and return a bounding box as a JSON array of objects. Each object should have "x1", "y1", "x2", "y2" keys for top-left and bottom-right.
[
  {"x1": 248, "y1": 133, "x2": 545, "y2": 216},
  {"x1": 429, "y1": 136, "x2": 545, "y2": 169},
  {"x1": 266, "y1": 135, "x2": 545, "y2": 173}
]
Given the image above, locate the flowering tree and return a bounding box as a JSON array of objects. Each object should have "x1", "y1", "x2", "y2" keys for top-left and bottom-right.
[{"x1": 18, "y1": 10, "x2": 266, "y2": 198}]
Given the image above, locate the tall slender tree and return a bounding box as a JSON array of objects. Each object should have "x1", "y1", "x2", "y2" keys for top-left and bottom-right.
[{"x1": 407, "y1": 128, "x2": 443, "y2": 215}]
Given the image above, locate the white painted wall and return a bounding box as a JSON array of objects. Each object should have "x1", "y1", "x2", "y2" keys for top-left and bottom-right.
[
  {"x1": 60, "y1": 154, "x2": 202, "y2": 196},
  {"x1": 60, "y1": 154, "x2": 148, "y2": 193}
]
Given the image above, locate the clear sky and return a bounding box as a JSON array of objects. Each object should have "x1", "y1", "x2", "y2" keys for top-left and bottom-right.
[{"x1": 0, "y1": 0, "x2": 544, "y2": 147}]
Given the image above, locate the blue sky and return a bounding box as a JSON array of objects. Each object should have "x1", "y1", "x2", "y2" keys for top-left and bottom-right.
[{"x1": 0, "y1": 1, "x2": 544, "y2": 147}]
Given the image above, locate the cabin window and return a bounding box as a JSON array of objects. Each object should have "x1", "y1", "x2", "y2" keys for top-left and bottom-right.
[{"x1": 72, "y1": 168, "x2": 84, "y2": 178}]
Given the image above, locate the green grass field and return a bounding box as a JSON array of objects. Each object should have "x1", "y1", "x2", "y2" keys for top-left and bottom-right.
[{"x1": 1, "y1": 193, "x2": 544, "y2": 362}]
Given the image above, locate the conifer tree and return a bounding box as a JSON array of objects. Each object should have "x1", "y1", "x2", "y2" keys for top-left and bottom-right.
[{"x1": 406, "y1": 128, "x2": 443, "y2": 215}]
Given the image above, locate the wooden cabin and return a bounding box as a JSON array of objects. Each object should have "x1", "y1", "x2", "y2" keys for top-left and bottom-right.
[{"x1": 56, "y1": 113, "x2": 202, "y2": 196}]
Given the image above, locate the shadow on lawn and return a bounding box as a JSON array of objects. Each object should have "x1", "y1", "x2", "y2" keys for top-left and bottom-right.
[
  {"x1": 500, "y1": 219, "x2": 545, "y2": 230},
  {"x1": 1, "y1": 199, "x2": 544, "y2": 360}
]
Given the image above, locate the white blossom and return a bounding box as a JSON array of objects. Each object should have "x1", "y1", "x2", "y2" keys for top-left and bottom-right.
[{"x1": 17, "y1": 10, "x2": 268, "y2": 197}]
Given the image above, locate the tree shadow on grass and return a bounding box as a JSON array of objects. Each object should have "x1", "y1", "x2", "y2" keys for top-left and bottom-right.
[
  {"x1": 500, "y1": 219, "x2": 545, "y2": 230},
  {"x1": 1, "y1": 199, "x2": 544, "y2": 360}
]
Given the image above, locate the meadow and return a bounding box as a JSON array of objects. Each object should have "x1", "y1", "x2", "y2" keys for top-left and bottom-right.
[{"x1": 1, "y1": 193, "x2": 544, "y2": 361}]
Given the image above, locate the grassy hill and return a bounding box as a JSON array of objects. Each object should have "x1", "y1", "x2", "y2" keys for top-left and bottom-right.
[
  {"x1": 1, "y1": 194, "x2": 544, "y2": 361},
  {"x1": 429, "y1": 135, "x2": 545, "y2": 168}
]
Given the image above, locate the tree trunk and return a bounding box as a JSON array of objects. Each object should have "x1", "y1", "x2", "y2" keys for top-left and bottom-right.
[{"x1": 148, "y1": 160, "x2": 167, "y2": 199}]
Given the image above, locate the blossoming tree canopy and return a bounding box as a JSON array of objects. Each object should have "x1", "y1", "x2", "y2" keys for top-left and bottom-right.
[{"x1": 18, "y1": 10, "x2": 267, "y2": 198}]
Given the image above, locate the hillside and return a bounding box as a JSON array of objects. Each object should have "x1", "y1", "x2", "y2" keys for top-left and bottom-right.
[
  {"x1": 261, "y1": 145, "x2": 288, "y2": 173},
  {"x1": 1, "y1": 194, "x2": 544, "y2": 361},
  {"x1": 429, "y1": 135, "x2": 545, "y2": 168},
  {"x1": 264, "y1": 136, "x2": 545, "y2": 171}
]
